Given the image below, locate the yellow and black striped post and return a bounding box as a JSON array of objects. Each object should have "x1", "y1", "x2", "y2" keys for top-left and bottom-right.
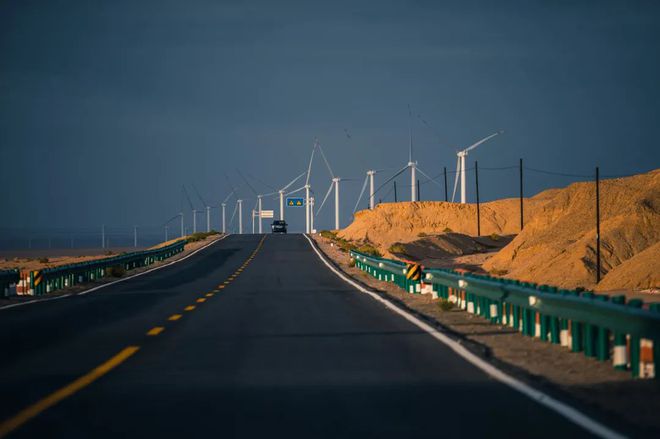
[
  {"x1": 405, "y1": 263, "x2": 422, "y2": 294},
  {"x1": 405, "y1": 263, "x2": 422, "y2": 281}
]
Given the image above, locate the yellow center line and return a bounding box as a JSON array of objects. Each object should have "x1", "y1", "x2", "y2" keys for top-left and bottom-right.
[
  {"x1": 184, "y1": 305, "x2": 196, "y2": 311},
  {"x1": 206, "y1": 293, "x2": 214, "y2": 297},
  {"x1": 168, "y1": 314, "x2": 182, "y2": 321},
  {"x1": 223, "y1": 281, "x2": 230, "y2": 285},
  {"x1": 147, "y1": 326, "x2": 164, "y2": 336},
  {"x1": 196, "y1": 298, "x2": 206, "y2": 303},
  {"x1": 217, "y1": 285, "x2": 225, "y2": 289},
  {"x1": 0, "y1": 346, "x2": 139, "y2": 437}
]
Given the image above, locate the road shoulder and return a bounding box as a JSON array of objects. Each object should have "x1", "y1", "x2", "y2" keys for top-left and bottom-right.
[{"x1": 309, "y1": 233, "x2": 660, "y2": 437}]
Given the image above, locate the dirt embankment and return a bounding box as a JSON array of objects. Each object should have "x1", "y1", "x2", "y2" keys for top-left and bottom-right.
[
  {"x1": 484, "y1": 170, "x2": 659, "y2": 291},
  {"x1": 339, "y1": 188, "x2": 558, "y2": 259},
  {"x1": 339, "y1": 169, "x2": 660, "y2": 293}
]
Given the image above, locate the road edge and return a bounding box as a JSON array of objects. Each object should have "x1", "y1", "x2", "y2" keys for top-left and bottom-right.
[
  {"x1": 303, "y1": 233, "x2": 626, "y2": 439},
  {"x1": 0, "y1": 235, "x2": 230, "y2": 311}
]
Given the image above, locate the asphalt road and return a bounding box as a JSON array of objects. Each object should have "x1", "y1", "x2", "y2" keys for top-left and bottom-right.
[{"x1": 0, "y1": 234, "x2": 604, "y2": 438}]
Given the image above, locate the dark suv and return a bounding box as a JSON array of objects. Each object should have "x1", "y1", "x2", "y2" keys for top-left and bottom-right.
[{"x1": 271, "y1": 220, "x2": 287, "y2": 234}]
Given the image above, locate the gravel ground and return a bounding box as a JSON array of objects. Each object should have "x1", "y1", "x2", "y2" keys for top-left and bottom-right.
[{"x1": 312, "y1": 234, "x2": 660, "y2": 436}]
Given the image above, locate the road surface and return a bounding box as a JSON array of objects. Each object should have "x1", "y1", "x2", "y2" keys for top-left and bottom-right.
[{"x1": 0, "y1": 234, "x2": 608, "y2": 437}]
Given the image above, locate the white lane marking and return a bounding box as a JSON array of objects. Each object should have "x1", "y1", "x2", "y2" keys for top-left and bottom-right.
[
  {"x1": 303, "y1": 234, "x2": 625, "y2": 439},
  {"x1": 0, "y1": 235, "x2": 229, "y2": 311}
]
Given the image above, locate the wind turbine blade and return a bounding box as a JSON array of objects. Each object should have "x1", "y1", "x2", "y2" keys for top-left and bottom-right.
[
  {"x1": 464, "y1": 130, "x2": 504, "y2": 153},
  {"x1": 237, "y1": 169, "x2": 258, "y2": 196},
  {"x1": 192, "y1": 183, "x2": 207, "y2": 207},
  {"x1": 316, "y1": 181, "x2": 335, "y2": 216},
  {"x1": 372, "y1": 163, "x2": 410, "y2": 197},
  {"x1": 286, "y1": 185, "x2": 306, "y2": 196},
  {"x1": 451, "y1": 156, "x2": 460, "y2": 202},
  {"x1": 316, "y1": 142, "x2": 335, "y2": 178},
  {"x1": 353, "y1": 174, "x2": 369, "y2": 213},
  {"x1": 416, "y1": 166, "x2": 444, "y2": 190},
  {"x1": 229, "y1": 202, "x2": 238, "y2": 227},
  {"x1": 281, "y1": 171, "x2": 307, "y2": 191},
  {"x1": 222, "y1": 190, "x2": 234, "y2": 204},
  {"x1": 182, "y1": 185, "x2": 194, "y2": 211},
  {"x1": 305, "y1": 141, "x2": 317, "y2": 186}
]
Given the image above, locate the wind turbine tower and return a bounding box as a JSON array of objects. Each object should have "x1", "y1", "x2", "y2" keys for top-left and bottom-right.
[
  {"x1": 452, "y1": 131, "x2": 503, "y2": 204},
  {"x1": 367, "y1": 170, "x2": 375, "y2": 209},
  {"x1": 237, "y1": 199, "x2": 243, "y2": 234}
]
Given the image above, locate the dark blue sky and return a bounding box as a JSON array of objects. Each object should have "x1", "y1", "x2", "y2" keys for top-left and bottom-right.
[{"x1": 1, "y1": 0, "x2": 659, "y2": 233}]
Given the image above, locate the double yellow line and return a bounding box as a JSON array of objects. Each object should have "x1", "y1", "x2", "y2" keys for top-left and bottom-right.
[{"x1": 0, "y1": 235, "x2": 267, "y2": 438}]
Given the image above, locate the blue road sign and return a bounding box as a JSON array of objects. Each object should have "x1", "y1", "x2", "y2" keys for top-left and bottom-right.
[{"x1": 286, "y1": 197, "x2": 305, "y2": 207}]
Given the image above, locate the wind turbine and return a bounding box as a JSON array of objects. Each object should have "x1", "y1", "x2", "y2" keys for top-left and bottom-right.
[
  {"x1": 181, "y1": 185, "x2": 196, "y2": 234},
  {"x1": 315, "y1": 140, "x2": 350, "y2": 230},
  {"x1": 192, "y1": 184, "x2": 212, "y2": 232},
  {"x1": 451, "y1": 131, "x2": 503, "y2": 204},
  {"x1": 276, "y1": 171, "x2": 306, "y2": 221},
  {"x1": 304, "y1": 140, "x2": 317, "y2": 233}
]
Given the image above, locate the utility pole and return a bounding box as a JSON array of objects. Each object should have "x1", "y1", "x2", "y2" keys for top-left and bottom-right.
[
  {"x1": 596, "y1": 166, "x2": 601, "y2": 283},
  {"x1": 444, "y1": 166, "x2": 448, "y2": 202},
  {"x1": 221, "y1": 203, "x2": 226, "y2": 234},
  {"x1": 519, "y1": 158, "x2": 524, "y2": 231},
  {"x1": 133, "y1": 225, "x2": 138, "y2": 248},
  {"x1": 279, "y1": 190, "x2": 285, "y2": 220},
  {"x1": 394, "y1": 181, "x2": 398, "y2": 202},
  {"x1": 101, "y1": 225, "x2": 105, "y2": 249},
  {"x1": 192, "y1": 209, "x2": 197, "y2": 234},
  {"x1": 475, "y1": 161, "x2": 480, "y2": 236},
  {"x1": 165, "y1": 225, "x2": 169, "y2": 242},
  {"x1": 252, "y1": 209, "x2": 255, "y2": 234},
  {"x1": 237, "y1": 199, "x2": 243, "y2": 234},
  {"x1": 180, "y1": 212, "x2": 184, "y2": 237},
  {"x1": 206, "y1": 206, "x2": 211, "y2": 232},
  {"x1": 417, "y1": 179, "x2": 420, "y2": 202},
  {"x1": 367, "y1": 170, "x2": 375, "y2": 209},
  {"x1": 258, "y1": 195, "x2": 263, "y2": 233}
]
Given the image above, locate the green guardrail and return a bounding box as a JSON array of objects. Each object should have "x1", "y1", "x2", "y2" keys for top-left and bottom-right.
[
  {"x1": 26, "y1": 239, "x2": 186, "y2": 296},
  {"x1": 1, "y1": 269, "x2": 20, "y2": 297},
  {"x1": 350, "y1": 250, "x2": 660, "y2": 379}
]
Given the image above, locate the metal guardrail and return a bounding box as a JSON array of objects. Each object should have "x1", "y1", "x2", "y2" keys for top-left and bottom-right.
[
  {"x1": 350, "y1": 250, "x2": 660, "y2": 379},
  {"x1": 1, "y1": 269, "x2": 20, "y2": 297},
  {"x1": 15, "y1": 240, "x2": 186, "y2": 296}
]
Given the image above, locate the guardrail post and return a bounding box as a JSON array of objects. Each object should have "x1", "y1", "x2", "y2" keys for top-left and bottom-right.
[
  {"x1": 593, "y1": 294, "x2": 611, "y2": 362},
  {"x1": 581, "y1": 292, "x2": 597, "y2": 358},
  {"x1": 646, "y1": 303, "x2": 660, "y2": 380},
  {"x1": 627, "y1": 299, "x2": 643, "y2": 377}
]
